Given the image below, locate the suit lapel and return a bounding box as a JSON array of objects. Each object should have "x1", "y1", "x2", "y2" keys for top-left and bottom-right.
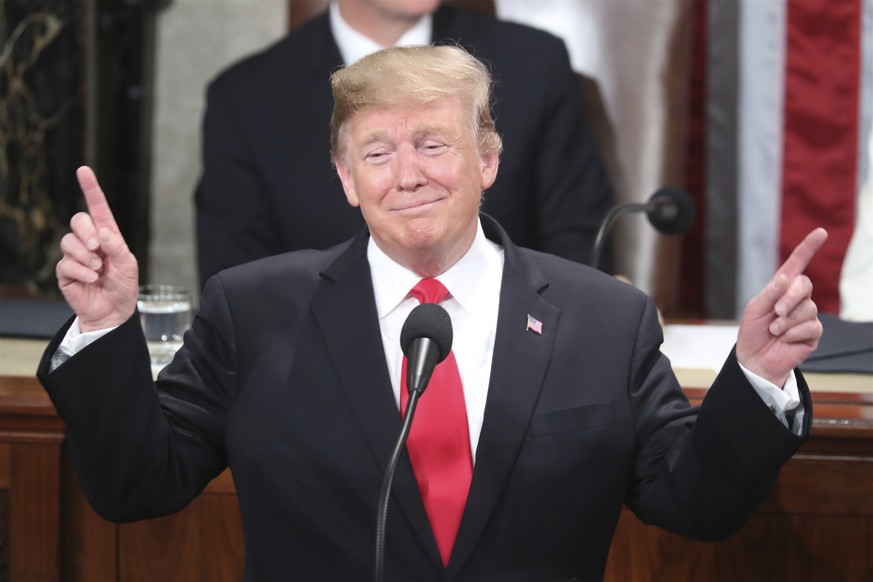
[
  {"x1": 310, "y1": 231, "x2": 443, "y2": 567},
  {"x1": 447, "y1": 217, "x2": 561, "y2": 576}
]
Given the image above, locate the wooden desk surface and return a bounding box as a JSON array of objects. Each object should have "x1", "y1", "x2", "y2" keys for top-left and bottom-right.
[
  {"x1": 2, "y1": 337, "x2": 871, "y2": 394},
  {"x1": 5, "y1": 336, "x2": 872, "y2": 384},
  {"x1": 674, "y1": 366, "x2": 873, "y2": 394},
  {"x1": 0, "y1": 337, "x2": 48, "y2": 378}
]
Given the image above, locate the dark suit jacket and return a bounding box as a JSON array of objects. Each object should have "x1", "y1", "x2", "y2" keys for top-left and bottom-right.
[
  {"x1": 39, "y1": 215, "x2": 810, "y2": 581},
  {"x1": 195, "y1": 5, "x2": 614, "y2": 287}
]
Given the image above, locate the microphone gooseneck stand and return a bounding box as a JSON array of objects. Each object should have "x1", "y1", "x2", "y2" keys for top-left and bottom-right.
[
  {"x1": 375, "y1": 390, "x2": 421, "y2": 582},
  {"x1": 589, "y1": 186, "x2": 696, "y2": 271},
  {"x1": 590, "y1": 202, "x2": 647, "y2": 271},
  {"x1": 375, "y1": 303, "x2": 451, "y2": 582}
]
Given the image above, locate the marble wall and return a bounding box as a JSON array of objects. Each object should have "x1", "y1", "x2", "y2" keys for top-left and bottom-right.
[{"x1": 148, "y1": 0, "x2": 288, "y2": 303}]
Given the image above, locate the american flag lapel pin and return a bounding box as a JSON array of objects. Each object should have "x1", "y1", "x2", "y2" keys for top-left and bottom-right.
[{"x1": 526, "y1": 314, "x2": 543, "y2": 335}]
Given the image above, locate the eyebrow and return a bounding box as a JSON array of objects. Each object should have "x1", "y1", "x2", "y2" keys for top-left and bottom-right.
[
  {"x1": 415, "y1": 124, "x2": 453, "y2": 138},
  {"x1": 360, "y1": 124, "x2": 456, "y2": 147},
  {"x1": 360, "y1": 129, "x2": 390, "y2": 147}
]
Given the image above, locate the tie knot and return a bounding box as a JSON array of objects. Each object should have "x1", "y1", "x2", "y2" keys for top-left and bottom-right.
[{"x1": 410, "y1": 278, "x2": 450, "y2": 304}]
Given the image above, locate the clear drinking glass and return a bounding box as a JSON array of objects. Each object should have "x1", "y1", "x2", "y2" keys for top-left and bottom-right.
[{"x1": 137, "y1": 284, "x2": 192, "y2": 372}]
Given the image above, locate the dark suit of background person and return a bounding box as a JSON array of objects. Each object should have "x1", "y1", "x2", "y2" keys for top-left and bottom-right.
[
  {"x1": 194, "y1": 4, "x2": 614, "y2": 287},
  {"x1": 38, "y1": 212, "x2": 811, "y2": 581}
]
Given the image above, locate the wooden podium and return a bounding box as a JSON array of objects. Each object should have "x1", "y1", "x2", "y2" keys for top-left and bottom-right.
[{"x1": 2, "y1": 337, "x2": 871, "y2": 581}]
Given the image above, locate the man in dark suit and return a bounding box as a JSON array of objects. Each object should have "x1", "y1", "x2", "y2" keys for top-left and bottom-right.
[
  {"x1": 195, "y1": 0, "x2": 614, "y2": 287},
  {"x1": 43, "y1": 45, "x2": 826, "y2": 581}
]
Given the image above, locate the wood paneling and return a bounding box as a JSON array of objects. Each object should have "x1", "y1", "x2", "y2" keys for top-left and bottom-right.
[
  {"x1": 59, "y1": 463, "x2": 244, "y2": 582},
  {"x1": 10, "y1": 443, "x2": 62, "y2": 581},
  {"x1": 0, "y1": 374, "x2": 65, "y2": 581},
  {"x1": 606, "y1": 511, "x2": 873, "y2": 581},
  {"x1": 2, "y1": 367, "x2": 871, "y2": 581},
  {"x1": 603, "y1": 411, "x2": 873, "y2": 581},
  {"x1": 117, "y1": 476, "x2": 244, "y2": 582},
  {"x1": 63, "y1": 462, "x2": 117, "y2": 582}
]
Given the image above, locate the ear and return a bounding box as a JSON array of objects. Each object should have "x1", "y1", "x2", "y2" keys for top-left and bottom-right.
[
  {"x1": 335, "y1": 161, "x2": 360, "y2": 207},
  {"x1": 479, "y1": 151, "x2": 499, "y2": 191}
]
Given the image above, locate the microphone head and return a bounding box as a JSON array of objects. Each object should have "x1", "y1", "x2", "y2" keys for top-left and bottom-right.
[
  {"x1": 646, "y1": 187, "x2": 696, "y2": 234},
  {"x1": 400, "y1": 303, "x2": 453, "y2": 364}
]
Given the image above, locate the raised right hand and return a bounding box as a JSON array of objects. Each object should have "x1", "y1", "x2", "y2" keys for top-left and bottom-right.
[{"x1": 56, "y1": 166, "x2": 139, "y2": 332}]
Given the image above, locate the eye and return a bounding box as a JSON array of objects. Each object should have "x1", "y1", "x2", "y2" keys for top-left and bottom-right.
[
  {"x1": 364, "y1": 149, "x2": 391, "y2": 165},
  {"x1": 420, "y1": 141, "x2": 448, "y2": 155}
]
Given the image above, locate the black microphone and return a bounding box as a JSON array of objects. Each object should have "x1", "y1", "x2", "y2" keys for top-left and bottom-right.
[
  {"x1": 375, "y1": 303, "x2": 453, "y2": 582},
  {"x1": 589, "y1": 186, "x2": 696, "y2": 271},
  {"x1": 400, "y1": 303, "x2": 453, "y2": 395}
]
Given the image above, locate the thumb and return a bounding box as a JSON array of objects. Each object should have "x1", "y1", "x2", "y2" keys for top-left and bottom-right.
[
  {"x1": 97, "y1": 225, "x2": 135, "y2": 267},
  {"x1": 97, "y1": 226, "x2": 139, "y2": 279}
]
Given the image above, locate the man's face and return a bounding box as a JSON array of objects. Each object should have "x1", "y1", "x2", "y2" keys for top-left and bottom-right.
[{"x1": 335, "y1": 97, "x2": 498, "y2": 273}]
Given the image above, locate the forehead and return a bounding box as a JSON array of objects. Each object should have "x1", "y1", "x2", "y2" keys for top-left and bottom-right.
[{"x1": 343, "y1": 97, "x2": 473, "y2": 142}]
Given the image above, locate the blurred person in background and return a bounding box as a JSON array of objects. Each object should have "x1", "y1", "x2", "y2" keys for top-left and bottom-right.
[{"x1": 194, "y1": 0, "x2": 615, "y2": 287}]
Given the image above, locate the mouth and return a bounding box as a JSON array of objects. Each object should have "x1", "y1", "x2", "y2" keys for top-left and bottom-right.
[{"x1": 392, "y1": 197, "x2": 446, "y2": 213}]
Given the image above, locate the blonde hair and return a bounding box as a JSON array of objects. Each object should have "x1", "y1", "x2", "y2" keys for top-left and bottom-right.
[{"x1": 329, "y1": 44, "x2": 503, "y2": 163}]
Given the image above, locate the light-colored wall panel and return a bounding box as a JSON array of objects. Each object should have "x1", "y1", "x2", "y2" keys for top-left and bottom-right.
[{"x1": 149, "y1": 0, "x2": 288, "y2": 303}]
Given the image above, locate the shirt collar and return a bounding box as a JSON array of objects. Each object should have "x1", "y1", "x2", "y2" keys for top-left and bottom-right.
[
  {"x1": 368, "y1": 219, "x2": 504, "y2": 320},
  {"x1": 330, "y1": 1, "x2": 433, "y2": 66}
]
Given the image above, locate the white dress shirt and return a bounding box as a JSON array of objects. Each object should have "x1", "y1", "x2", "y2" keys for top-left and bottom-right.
[
  {"x1": 368, "y1": 220, "x2": 504, "y2": 461},
  {"x1": 329, "y1": 1, "x2": 432, "y2": 66}
]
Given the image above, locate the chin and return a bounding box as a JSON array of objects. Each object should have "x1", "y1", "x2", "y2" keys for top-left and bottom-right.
[
  {"x1": 403, "y1": 228, "x2": 440, "y2": 250},
  {"x1": 394, "y1": 0, "x2": 442, "y2": 17}
]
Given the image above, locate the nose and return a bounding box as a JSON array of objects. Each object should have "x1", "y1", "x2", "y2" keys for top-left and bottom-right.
[{"x1": 395, "y1": 146, "x2": 427, "y2": 192}]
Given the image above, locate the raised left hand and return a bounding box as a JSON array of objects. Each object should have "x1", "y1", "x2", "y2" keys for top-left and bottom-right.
[{"x1": 736, "y1": 228, "x2": 828, "y2": 387}]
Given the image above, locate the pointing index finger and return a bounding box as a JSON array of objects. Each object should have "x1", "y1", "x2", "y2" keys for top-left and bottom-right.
[
  {"x1": 76, "y1": 166, "x2": 119, "y2": 234},
  {"x1": 775, "y1": 227, "x2": 828, "y2": 281}
]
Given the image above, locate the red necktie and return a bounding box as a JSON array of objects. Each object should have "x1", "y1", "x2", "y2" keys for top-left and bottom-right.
[{"x1": 400, "y1": 278, "x2": 473, "y2": 566}]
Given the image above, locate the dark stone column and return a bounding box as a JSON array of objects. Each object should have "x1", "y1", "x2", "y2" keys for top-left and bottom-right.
[
  {"x1": 1, "y1": 0, "x2": 82, "y2": 296},
  {"x1": 1, "y1": 0, "x2": 169, "y2": 298}
]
